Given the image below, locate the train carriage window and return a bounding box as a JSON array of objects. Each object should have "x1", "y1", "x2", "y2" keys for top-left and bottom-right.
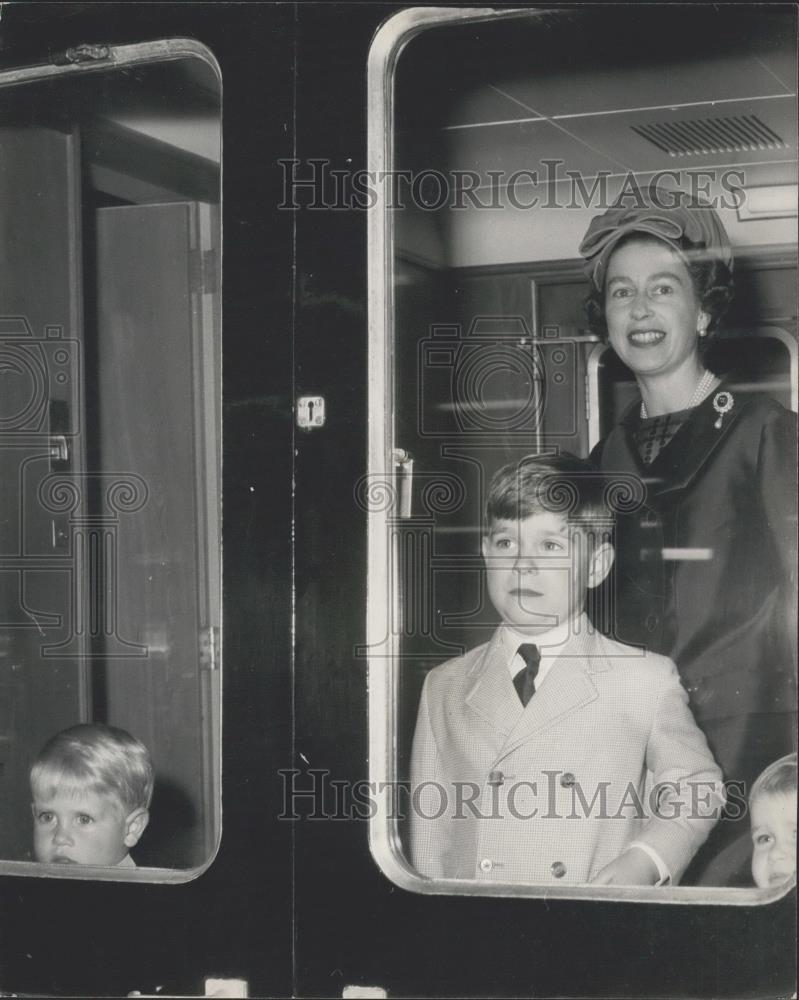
[
  {"x1": 0, "y1": 41, "x2": 221, "y2": 880},
  {"x1": 366, "y1": 7, "x2": 797, "y2": 901}
]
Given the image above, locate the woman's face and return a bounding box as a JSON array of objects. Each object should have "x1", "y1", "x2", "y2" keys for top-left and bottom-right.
[{"x1": 603, "y1": 237, "x2": 709, "y2": 380}]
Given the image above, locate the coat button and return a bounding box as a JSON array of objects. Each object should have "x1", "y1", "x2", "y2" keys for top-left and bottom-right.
[
  {"x1": 487, "y1": 770, "x2": 504, "y2": 786},
  {"x1": 551, "y1": 861, "x2": 566, "y2": 879},
  {"x1": 645, "y1": 613, "x2": 659, "y2": 632},
  {"x1": 560, "y1": 772, "x2": 576, "y2": 788},
  {"x1": 479, "y1": 858, "x2": 493, "y2": 873}
]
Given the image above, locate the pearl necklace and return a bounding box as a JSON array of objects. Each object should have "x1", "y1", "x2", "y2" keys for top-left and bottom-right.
[{"x1": 640, "y1": 369, "x2": 716, "y2": 419}]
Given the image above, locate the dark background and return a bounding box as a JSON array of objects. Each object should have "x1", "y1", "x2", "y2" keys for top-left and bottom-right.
[{"x1": 0, "y1": 4, "x2": 795, "y2": 998}]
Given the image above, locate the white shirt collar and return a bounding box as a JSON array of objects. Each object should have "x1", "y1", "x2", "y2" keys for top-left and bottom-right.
[{"x1": 501, "y1": 614, "x2": 588, "y2": 686}]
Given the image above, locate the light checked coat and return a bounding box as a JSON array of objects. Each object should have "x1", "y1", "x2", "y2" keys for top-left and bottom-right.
[{"x1": 409, "y1": 623, "x2": 723, "y2": 886}]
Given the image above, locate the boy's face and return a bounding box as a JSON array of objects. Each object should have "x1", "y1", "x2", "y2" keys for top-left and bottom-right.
[
  {"x1": 31, "y1": 788, "x2": 148, "y2": 866},
  {"x1": 750, "y1": 790, "x2": 797, "y2": 889},
  {"x1": 482, "y1": 511, "x2": 612, "y2": 634}
]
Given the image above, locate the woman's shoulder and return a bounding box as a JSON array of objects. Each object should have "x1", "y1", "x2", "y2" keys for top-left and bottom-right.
[
  {"x1": 731, "y1": 389, "x2": 796, "y2": 432},
  {"x1": 706, "y1": 389, "x2": 796, "y2": 478}
]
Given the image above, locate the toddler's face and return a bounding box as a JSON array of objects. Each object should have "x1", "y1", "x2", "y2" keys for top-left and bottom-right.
[
  {"x1": 32, "y1": 788, "x2": 133, "y2": 866},
  {"x1": 482, "y1": 512, "x2": 610, "y2": 634},
  {"x1": 750, "y1": 790, "x2": 797, "y2": 889}
]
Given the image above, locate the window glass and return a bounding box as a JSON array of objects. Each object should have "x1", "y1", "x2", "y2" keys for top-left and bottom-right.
[
  {"x1": 0, "y1": 41, "x2": 221, "y2": 879},
  {"x1": 367, "y1": 7, "x2": 797, "y2": 901}
]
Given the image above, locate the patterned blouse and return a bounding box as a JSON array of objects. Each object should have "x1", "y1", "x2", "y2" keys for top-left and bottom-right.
[{"x1": 633, "y1": 406, "x2": 693, "y2": 464}]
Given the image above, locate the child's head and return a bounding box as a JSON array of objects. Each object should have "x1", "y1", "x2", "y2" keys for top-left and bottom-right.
[
  {"x1": 481, "y1": 453, "x2": 615, "y2": 633},
  {"x1": 30, "y1": 723, "x2": 153, "y2": 866},
  {"x1": 749, "y1": 753, "x2": 797, "y2": 889}
]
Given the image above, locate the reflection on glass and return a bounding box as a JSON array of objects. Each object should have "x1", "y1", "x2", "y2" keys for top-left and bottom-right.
[
  {"x1": 0, "y1": 45, "x2": 221, "y2": 875},
  {"x1": 369, "y1": 6, "x2": 798, "y2": 899}
]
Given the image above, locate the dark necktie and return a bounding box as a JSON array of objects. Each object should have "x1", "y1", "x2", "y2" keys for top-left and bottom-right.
[{"x1": 513, "y1": 643, "x2": 541, "y2": 707}]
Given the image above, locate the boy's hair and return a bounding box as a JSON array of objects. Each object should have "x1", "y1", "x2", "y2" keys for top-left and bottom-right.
[
  {"x1": 485, "y1": 453, "x2": 615, "y2": 538},
  {"x1": 749, "y1": 753, "x2": 798, "y2": 805},
  {"x1": 30, "y1": 723, "x2": 154, "y2": 813}
]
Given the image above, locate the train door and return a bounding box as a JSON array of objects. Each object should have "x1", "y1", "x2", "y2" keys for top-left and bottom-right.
[
  {"x1": 0, "y1": 7, "x2": 297, "y2": 994},
  {"x1": 297, "y1": 5, "x2": 796, "y2": 996}
]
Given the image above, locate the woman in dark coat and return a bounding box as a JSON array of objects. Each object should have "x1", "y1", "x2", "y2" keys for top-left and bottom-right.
[{"x1": 579, "y1": 188, "x2": 797, "y2": 885}]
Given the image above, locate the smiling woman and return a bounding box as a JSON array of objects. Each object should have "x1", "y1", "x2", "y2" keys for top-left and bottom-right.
[
  {"x1": 580, "y1": 191, "x2": 735, "y2": 423},
  {"x1": 604, "y1": 239, "x2": 715, "y2": 394},
  {"x1": 583, "y1": 190, "x2": 797, "y2": 886}
]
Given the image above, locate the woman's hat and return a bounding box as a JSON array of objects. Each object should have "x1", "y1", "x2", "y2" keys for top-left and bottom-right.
[{"x1": 578, "y1": 184, "x2": 733, "y2": 290}]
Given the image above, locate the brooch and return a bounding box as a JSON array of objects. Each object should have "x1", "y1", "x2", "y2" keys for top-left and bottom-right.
[{"x1": 712, "y1": 390, "x2": 734, "y2": 429}]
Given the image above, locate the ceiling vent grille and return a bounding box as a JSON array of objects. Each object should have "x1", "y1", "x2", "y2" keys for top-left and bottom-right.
[{"x1": 632, "y1": 115, "x2": 786, "y2": 157}]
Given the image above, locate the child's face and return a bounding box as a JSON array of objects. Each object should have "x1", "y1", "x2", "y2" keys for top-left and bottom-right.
[
  {"x1": 750, "y1": 790, "x2": 797, "y2": 889},
  {"x1": 482, "y1": 511, "x2": 612, "y2": 634},
  {"x1": 31, "y1": 788, "x2": 146, "y2": 866}
]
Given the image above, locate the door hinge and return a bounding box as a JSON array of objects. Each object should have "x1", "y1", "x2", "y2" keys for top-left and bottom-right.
[
  {"x1": 189, "y1": 248, "x2": 218, "y2": 295},
  {"x1": 199, "y1": 626, "x2": 220, "y2": 671}
]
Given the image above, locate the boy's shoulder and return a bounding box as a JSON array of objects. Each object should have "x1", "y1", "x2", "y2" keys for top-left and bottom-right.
[
  {"x1": 422, "y1": 637, "x2": 499, "y2": 700},
  {"x1": 424, "y1": 630, "x2": 678, "y2": 670},
  {"x1": 420, "y1": 629, "x2": 681, "y2": 697},
  {"x1": 426, "y1": 639, "x2": 492, "y2": 680},
  {"x1": 593, "y1": 631, "x2": 679, "y2": 681}
]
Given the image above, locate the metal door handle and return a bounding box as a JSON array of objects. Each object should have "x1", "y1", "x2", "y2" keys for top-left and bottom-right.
[
  {"x1": 49, "y1": 435, "x2": 69, "y2": 464},
  {"x1": 392, "y1": 448, "x2": 414, "y2": 518}
]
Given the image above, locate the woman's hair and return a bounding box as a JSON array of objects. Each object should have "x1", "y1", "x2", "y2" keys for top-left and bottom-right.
[
  {"x1": 583, "y1": 232, "x2": 734, "y2": 348},
  {"x1": 30, "y1": 723, "x2": 154, "y2": 813},
  {"x1": 749, "y1": 752, "x2": 797, "y2": 805}
]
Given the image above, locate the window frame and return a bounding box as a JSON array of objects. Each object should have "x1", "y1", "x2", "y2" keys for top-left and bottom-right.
[
  {"x1": 0, "y1": 37, "x2": 222, "y2": 884},
  {"x1": 365, "y1": 5, "x2": 796, "y2": 905}
]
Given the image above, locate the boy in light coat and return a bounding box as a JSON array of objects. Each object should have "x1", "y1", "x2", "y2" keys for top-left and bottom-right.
[{"x1": 410, "y1": 454, "x2": 723, "y2": 886}]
